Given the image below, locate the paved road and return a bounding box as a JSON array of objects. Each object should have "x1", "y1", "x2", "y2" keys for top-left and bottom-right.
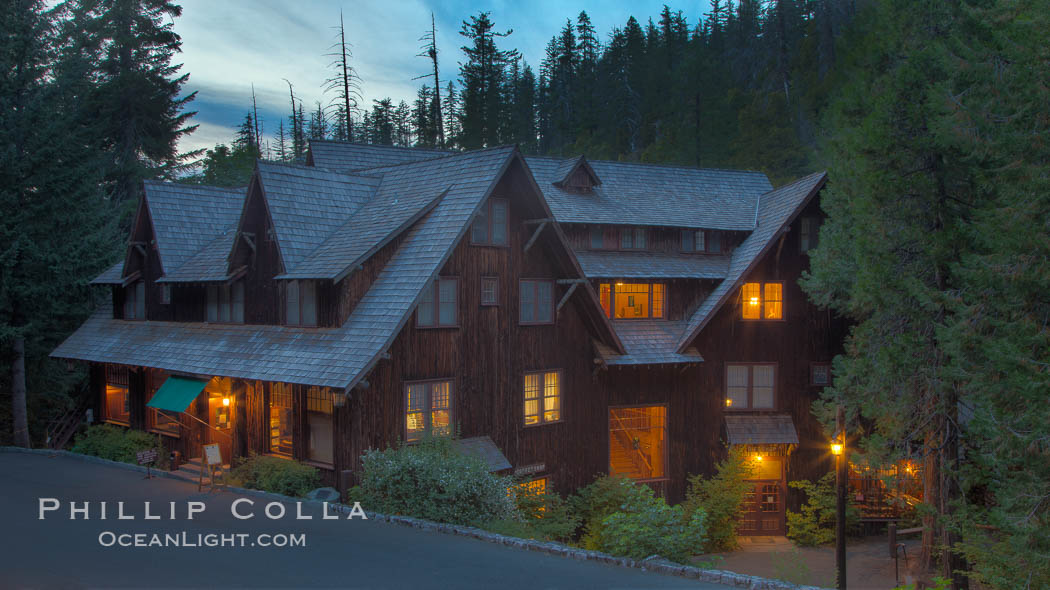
[{"x1": 0, "y1": 452, "x2": 733, "y2": 589}]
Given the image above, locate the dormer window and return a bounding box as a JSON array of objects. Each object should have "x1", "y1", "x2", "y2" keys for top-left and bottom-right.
[
  {"x1": 284, "y1": 280, "x2": 317, "y2": 327},
  {"x1": 681, "y1": 229, "x2": 723, "y2": 253},
  {"x1": 123, "y1": 281, "x2": 145, "y2": 320},
  {"x1": 553, "y1": 156, "x2": 601, "y2": 192},
  {"x1": 207, "y1": 280, "x2": 245, "y2": 324}
]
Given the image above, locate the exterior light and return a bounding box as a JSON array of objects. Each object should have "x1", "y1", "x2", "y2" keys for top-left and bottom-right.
[
  {"x1": 831, "y1": 443, "x2": 843, "y2": 455},
  {"x1": 222, "y1": 397, "x2": 230, "y2": 407},
  {"x1": 754, "y1": 454, "x2": 763, "y2": 462},
  {"x1": 725, "y1": 398, "x2": 732, "y2": 407}
]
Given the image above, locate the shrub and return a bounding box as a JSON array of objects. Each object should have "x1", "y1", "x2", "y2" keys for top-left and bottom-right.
[
  {"x1": 570, "y1": 474, "x2": 656, "y2": 548},
  {"x1": 599, "y1": 501, "x2": 707, "y2": 563},
  {"x1": 684, "y1": 447, "x2": 754, "y2": 552},
  {"x1": 786, "y1": 472, "x2": 860, "y2": 546},
  {"x1": 229, "y1": 455, "x2": 320, "y2": 497},
  {"x1": 503, "y1": 480, "x2": 580, "y2": 542},
  {"x1": 71, "y1": 424, "x2": 165, "y2": 466},
  {"x1": 357, "y1": 436, "x2": 516, "y2": 526}
]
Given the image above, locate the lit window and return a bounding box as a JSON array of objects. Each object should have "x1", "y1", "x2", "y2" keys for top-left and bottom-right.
[
  {"x1": 609, "y1": 406, "x2": 666, "y2": 480},
  {"x1": 599, "y1": 282, "x2": 665, "y2": 319},
  {"x1": 471, "y1": 199, "x2": 509, "y2": 246},
  {"x1": 524, "y1": 371, "x2": 561, "y2": 426},
  {"x1": 417, "y1": 278, "x2": 458, "y2": 327},
  {"x1": 741, "y1": 282, "x2": 782, "y2": 320},
  {"x1": 405, "y1": 381, "x2": 452, "y2": 441},
  {"x1": 103, "y1": 365, "x2": 130, "y2": 424},
  {"x1": 270, "y1": 383, "x2": 293, "y2": 456},
  {"x1": 520, "y1": 280, "x2": 553, "y2": 324},
  {"x1": 726, "y1": 364, "x2": 776, "y2": 410},
  {"x1": 481, "y1": 276, "x2": 498, "y2": 306}
]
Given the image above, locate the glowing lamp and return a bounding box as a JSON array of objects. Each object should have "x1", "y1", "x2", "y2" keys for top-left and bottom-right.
[
  {"x1": 753, "y1": 454, "x2": 763, "y2": 462},
  {"x1": 750, "y1": 297, "x2": 760, "y2": 305},
  {"x1": 725, "y1": 398, "x2": 732, "y2": 407},
  {"x1": 831, "y1": 443, "x2": 843, "y2": 456},
  {"x1": 222, "y1": 397, "x2": 230, "y2": 407}
]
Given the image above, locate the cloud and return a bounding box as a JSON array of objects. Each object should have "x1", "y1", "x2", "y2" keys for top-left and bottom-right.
[{"x1": 173, "y1": 0, "x2": 711, "y2": 153}]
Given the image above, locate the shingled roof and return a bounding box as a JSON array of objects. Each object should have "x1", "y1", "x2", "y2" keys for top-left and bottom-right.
[
  {"x1": 527, "y1": 156, "x2": 771, "y2": 230},
  {"x1": 54, "y1": 147, "x2": 630, "y2": 388},
  {"x1": 307, "y1": 139, "x2": 448, "y2": 171},
  {"x1": 90, "y1": 261, "x2": 124, "y2": 285},
  {"x1": 725, "y1": 414, "x2": 799, "y2": 445},
  {"x1": 255, "y1": 161, "x2": 382, "y2": 272},
  {"x1": 140, "y1": 182, "x2": 245, "y2": 276},
  {"x1": 675, "y1": 171, "x2": 828, "y2": 352},
  {"x1": 594, "y1": 320, "x2": 703, "y2": 366},
  {"x1": 576, "y1": 250, "x2": 729, "y2": 280}
]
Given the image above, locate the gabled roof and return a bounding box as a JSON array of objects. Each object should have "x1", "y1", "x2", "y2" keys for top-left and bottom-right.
[
  {"x1": 526, "y1": 156, "x2": 772, "y2": 230},
  {"x1": 552, "y1": 155, "x2": 601, "y2": 188},
  {"x1": 594, "y1": 320, "x2": 703, "y2": 366},
  {"x1": 254, "y1": 161, "x2": 381, "y2": 272},
  {"x1": 576, "y1": 250, "x2": 729, "y2": 280},
  {"x1": 90, "y1": 261, "x2": 125, "y2": 285},
  {"x1": 141, "y1": 181, "x2": 245, "y2": 275},
  {"x1": 158, "y1": 226, "x2": 238, "y2": 283},
  {"x1": 675, "y1": 172, "x2": 828, "y2": 352},
  {"x1": 307, "y1": 139, "x2": 448, "y2": 172}
]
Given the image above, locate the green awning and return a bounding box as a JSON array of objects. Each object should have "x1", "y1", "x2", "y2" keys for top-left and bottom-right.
[{"x1": 146, "y1": 376, "x2": 209, "y2": 412}]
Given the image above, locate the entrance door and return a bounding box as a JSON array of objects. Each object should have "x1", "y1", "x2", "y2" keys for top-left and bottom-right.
[{"x1": 739, "y1": 456, "x2": 786, "y2": 535}]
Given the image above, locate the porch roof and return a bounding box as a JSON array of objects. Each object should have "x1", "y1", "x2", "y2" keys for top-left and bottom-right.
[{"x1": 725, "y1": 414, "x2": 800, "y2": 445}]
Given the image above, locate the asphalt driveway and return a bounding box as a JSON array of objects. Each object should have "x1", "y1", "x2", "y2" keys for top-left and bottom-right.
[{"x1": 0, "y1": 451, "x2": 734, "y2": 590}]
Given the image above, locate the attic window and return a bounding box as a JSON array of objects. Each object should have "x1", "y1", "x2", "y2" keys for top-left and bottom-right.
[{"x1": 553, "y1": 156, "x2": 601, "y2": 191}]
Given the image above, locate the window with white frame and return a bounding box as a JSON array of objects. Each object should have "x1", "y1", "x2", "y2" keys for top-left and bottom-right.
[{"x1": 524, "y1": 371, "x2": 561, "y2": 426}]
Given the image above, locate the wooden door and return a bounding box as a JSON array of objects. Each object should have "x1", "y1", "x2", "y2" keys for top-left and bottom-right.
[{"x1": 739, "y1": 456, "x2": 786, "y2": 535}]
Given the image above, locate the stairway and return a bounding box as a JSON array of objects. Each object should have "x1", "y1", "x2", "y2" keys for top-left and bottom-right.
[{"x1": 609, "y1": 430, "x2": 651, "y2": 479}]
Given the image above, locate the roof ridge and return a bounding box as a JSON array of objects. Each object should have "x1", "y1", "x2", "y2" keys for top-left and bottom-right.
[
  {"x1": 525, "y1": 154, "x2": 769, "y2": 177},
  {"x1": 258, "y1": 158, "x2": 381, "y2": 181},
  {"x1": 144, "y1": 180, "x2": 247, "y2": 194},
  {"x1": 352, "y1": 144, "x2": 516, "y2": 174},
  {"x1": 309, "y1": 139, "x2": 450, "y2": 154}
]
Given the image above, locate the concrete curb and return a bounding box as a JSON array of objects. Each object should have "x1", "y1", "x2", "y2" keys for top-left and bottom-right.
[{"x1": 2, "y1": 446, "x2": 829, "y2": 590}]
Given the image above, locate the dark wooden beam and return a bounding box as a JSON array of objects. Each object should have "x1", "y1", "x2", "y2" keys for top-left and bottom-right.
[
  {"x1": 523, "y1": 220, "x2": 548, "y2": 253},
  {"x1": 556, "y1": 281, "x2": 581, "y2": 312}
]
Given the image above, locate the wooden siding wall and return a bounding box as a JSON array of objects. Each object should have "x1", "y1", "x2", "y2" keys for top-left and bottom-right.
[
  {"x1": 337, "y1": 161, "x2": 608, "y2": 495},
  {"x1": 232, "y1": 182, "x2": 282, "y2": 325}
]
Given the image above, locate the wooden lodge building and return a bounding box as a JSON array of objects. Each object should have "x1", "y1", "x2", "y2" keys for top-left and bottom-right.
[{"x1": 52, "y1": 141, "x2": 843, "y2": 535}]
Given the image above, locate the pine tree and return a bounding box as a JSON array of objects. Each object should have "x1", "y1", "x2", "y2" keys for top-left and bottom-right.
[
  {"x1": 274, "y1": 120, "x2": 289, "y2": 161},
  {"x1": 457, "y1": 12, "x2": 519, "y2": 149},
  {"x1": 442, "y1": 81, "x2": 462, "y2": 148},
  {"x1": 80, "y1": 0, "x2": 199, "y2": 213},
  {"x1": 1, "y1": 0, "x2": 118, "y2": 446}
]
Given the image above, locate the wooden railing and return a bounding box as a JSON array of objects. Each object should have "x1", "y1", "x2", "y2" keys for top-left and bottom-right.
[{"x1": 610, "y1": 412, "x2": 655, "y2": 478}]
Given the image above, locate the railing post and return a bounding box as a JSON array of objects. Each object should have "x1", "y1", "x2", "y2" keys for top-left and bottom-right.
[{"x1": 888, "y1": 522, "x2": 897, "y2": 559}]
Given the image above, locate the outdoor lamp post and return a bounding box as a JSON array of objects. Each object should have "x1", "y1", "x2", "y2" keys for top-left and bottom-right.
[{"x1": 833, "y1": 406, "x2": 847, "y2": 590}]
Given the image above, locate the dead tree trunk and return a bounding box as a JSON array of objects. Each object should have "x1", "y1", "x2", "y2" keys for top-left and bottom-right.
[{"x1": 11, "y1": 335, "x2": 30, "y2": 447}]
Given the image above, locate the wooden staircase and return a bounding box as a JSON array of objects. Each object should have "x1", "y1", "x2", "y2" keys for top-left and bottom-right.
[
  {"x1": 609, "y1": 428, "x2": 653, "y2": 479},
  {"x1": 46, "y1": 397, "x2": 91, "y2": 450}
]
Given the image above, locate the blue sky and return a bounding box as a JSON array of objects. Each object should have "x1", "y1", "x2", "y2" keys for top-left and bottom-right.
[{"x1": 174, "y1": 0, "x2": 713, "y2": 155}]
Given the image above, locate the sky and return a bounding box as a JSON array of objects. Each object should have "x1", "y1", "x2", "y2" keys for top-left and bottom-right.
[{"x1": 173, "y1": 0, "x2": 713, "y2": 156}]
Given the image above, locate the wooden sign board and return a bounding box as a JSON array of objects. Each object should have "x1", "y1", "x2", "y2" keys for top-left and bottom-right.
[
  {"x1": 514, "y1": 463, "x2": 545, "y2": 477},
  {"x1": 137, "y1": 449, "x2": 158, "y2": 465},
  {"x1": 203, "y1": 443, "x2": 222, "y2": 466}
]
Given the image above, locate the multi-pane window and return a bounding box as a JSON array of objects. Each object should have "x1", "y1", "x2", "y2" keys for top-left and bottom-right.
[
  {"x1": 681, "y1": 229, "x2": 723, "y2": 253},
  {"x1": 160, "y1": 284, "x2": 172, "y2": 305},
  {"x1": 741, "y1": 282, "x2": 783, "y2": 320},
  {"x1": 620, "y1": 227, "x2": 647, "y2": 250},
  {"x1": 306, "y1": 387, "x2": 333, "y2": 464},
  {"x1": 524, "y1": 371, "x2": 561, "y2": 426},
  {"x1": 270, "y1": 383, "x2": 293, "y2": 456},
  {"x1": 598, "y1": 282, "x2": 666, "y2": 319},
  {"x1": 208, "y1": 280, "x2": 245, "y2": 324},
  {"x1": 589, "y1": 226, "x2": 604, "y2": 249},
  {"x1": 124, "y1": 281, "x2": 145, "y2": 320},
  {"x1": 800, "y1": 216, "x2": 820, "y2": 253},
  {"x1": 726, "y1": 364, "x2": 776, "y2": 410},
  {"x1": 405, "y1": 380, "x2": 452, "y2": 441},
  {"x1": 480, "y1": 276, "x2": 499, "y2": 306},
  {"x1": 471, "y1": 198, "x2": 509, "y2": 246},
  {"x1": 284, "y1": 280, "x2": 317, "y2": 326},
  {"x1": 519, "y1": 280, "x2": 554, "y2": 324},
  {"x1": 811, "y1": 363, "x2": 832, "y2": 386},
  {"x1": 104, "y1": 365, "x2": 130, "y2": 424},
  {"x1": 417, "y1": 278, "x2": 458, "y2": 327},
  {"x1": 609, "y1": 406, "x2": 666, "y2": 480}
]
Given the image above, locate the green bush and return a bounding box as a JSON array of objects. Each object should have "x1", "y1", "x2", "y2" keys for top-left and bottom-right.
[
  {"x1": 71, "y1": 424, "x2": 166, "y2": 466},
  {"x1": 503, "y1": 479, "x2": 580, "y2": 542},
  {"x1": 229, "y1": 455, "x2": 320, "y2": 497},
  {"x1": 599, "y1": 501, "x2": 707, "y2": 563},
  {"x1": 358, "y1": 436, "x2": 516, "y2": 526},
  {"x1": 684, "y1": 447, "x2": 754, "y2": 552},
  {"x1": 570, "y1": 474, "x2": 656, "y2": 548},
  {"x1": 786, "y1": 472, "x2": 860, "y2": 546}
]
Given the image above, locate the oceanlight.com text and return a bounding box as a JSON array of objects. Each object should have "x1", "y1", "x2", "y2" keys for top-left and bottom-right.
[{"x1": 97, "y1": 531, "x2": 307, "y2": 548}]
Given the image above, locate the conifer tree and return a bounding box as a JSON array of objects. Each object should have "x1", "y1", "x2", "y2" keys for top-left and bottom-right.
[{"x1": 458, "y1": 12, "x2": 518, "y2": 149}]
